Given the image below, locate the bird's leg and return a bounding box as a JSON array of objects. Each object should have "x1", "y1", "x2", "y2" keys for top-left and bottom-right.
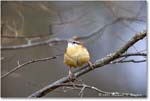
[
  {"x1": 68, "y1": 67, "x2": 76, "y2": 80},
  {"x1": 88, "y1": 61, "x2": 94, "y2": 70},
  {"x1": 68, "y1": 67, "x2": 83, "y2": 83}
]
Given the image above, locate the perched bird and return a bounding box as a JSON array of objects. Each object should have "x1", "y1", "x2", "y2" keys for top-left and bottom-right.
[{"x1": 64, "y1": 39, "x2": 92, "y2": 79}]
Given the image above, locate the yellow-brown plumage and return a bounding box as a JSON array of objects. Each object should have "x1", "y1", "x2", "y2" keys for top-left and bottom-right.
[{"x1": 64, "y1": 41, "x2": 90, "y2": 68}]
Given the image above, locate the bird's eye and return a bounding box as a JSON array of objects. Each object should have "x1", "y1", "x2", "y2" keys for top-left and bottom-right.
[{"x1": 72, "y1": 42, "x2": 76, "y2": 44}]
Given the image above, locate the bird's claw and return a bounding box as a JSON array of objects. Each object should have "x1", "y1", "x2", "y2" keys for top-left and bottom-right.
[{"x1": 88, "y1": 61, "x2": 94, "y2": 70}]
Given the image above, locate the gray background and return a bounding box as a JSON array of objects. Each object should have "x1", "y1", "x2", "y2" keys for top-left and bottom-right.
[{"x1": 1, "y1": 1, "x2": 147, "y2": 97}]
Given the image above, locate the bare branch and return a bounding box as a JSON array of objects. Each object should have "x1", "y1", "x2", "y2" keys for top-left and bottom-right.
[
  {"x1": 1, "y1": 33, "x2": 51, "y2": 39},
  {"x1": 1, "y1": 38, "x2": 67, "y2": 50},
  {"x1": 111, "y1": 59, "x2": 146, "y2": 64},
  {"x1": 28, "y1": 30, "x2": 146, "y2": 97},
  {"x1": 110, "y1": 53, "x2": 146, "y2": 64},
  {"x1": 120, "y1": 53, "x2": 146, "y2": 58},
  {"x1": 55, "y1": 83, "x2": 145, "y2": 97},
  {"x1": 1, "y1": 54, "x2": 63, "y2": 79},
  {"x1": 1, "y1": 16, "x2": 144, "y2": 50}
]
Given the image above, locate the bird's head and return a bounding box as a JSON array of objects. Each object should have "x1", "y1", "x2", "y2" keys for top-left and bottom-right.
[{"x1": 67, "y1": 39, "x2": 83, "y2": 48}]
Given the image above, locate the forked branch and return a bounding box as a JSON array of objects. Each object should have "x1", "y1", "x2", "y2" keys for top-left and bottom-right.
[{"x1": 28, "y1": 30, "x2": 146, "y2": 97}]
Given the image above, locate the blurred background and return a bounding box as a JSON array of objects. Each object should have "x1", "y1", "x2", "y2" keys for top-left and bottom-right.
[{"x1": 1, "y1": 1, "x2": 147, "y2": 97}]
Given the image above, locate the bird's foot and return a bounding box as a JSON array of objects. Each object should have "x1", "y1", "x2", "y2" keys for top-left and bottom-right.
[
  {"x1": 88, "y1": 61, "x2": 94, "y2": 70},
  {"x1": 68, "y1": 70, "x2": 76, "y2": 81},
  {"x1": 68, "y1": 70, "x2": 83, "y2": 83}
]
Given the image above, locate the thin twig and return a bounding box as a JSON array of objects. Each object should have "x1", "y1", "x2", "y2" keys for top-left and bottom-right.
[
  {"x1": 1, "y1": 54, "x2": 63, "y2": 79},
  {"x1": 1, "y1": 52, "x2": 145, "y2": 80},
  {"x1": 1, "y1": 38, "x2": 67, "y2": 50},
  {"x1": 56, "y1": 83, "x2": 145, "y2": 97},
  {"x1": 1, "y1": 33, "x2": 51, "y2": 39},
  {"x1": 111, "y1": 59, "x2": 146, "y2": 64},
  {"x1": 28, "y1": 30, "x2": 146, "y2": 97},
  {"x1": 110, "y1": 53, "x2": 146, "y2": 64},
  {"x1": 120, "y1": 53, "x2": 146, "y2": 58}
]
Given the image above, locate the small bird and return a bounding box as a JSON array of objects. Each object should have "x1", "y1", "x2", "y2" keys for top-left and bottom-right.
[{"x1": 64, "y1": 39, "x2": 92, "y2": 79}]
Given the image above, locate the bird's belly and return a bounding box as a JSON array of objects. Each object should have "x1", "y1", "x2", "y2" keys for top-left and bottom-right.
[
  {"x1": 64, "y1": 52, "x2": 90, "y2": 68},
  {"x1": 64, "y1": 45, "x2": 90, "y2": 68},
  {"x1": 77, "y1": 54, "x2": 90, "y2": 66}
]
